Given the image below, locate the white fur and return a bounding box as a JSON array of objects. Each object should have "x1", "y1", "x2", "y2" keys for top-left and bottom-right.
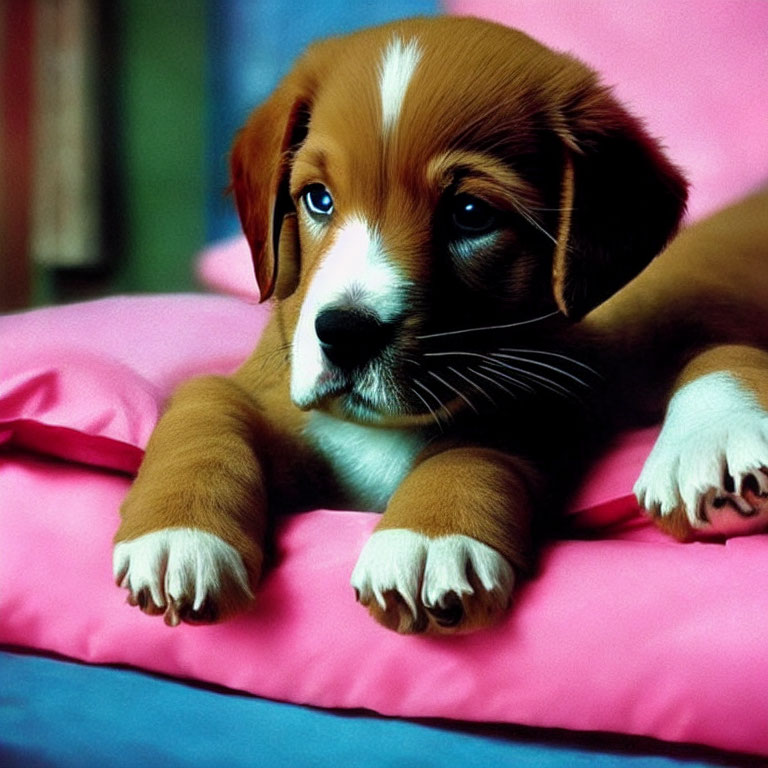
[
  {"x1": 350, "y1": 529, "x2": 515, "y2": 619},
  {"x1": 635, "y1": 372, "x2": 768, "y2": 533},
  {"x1": 378, "y1": 36, "x2": 422, "y2": 135},
  {"x1": 304, "y1": 412, "x2": 425, "y2": 510},
  {"x1": 291, "y1": 216, "x2": 409, "y2": 408},
  {"x1": 113, "y1": 528, "x2": 252, "y2": 610}
]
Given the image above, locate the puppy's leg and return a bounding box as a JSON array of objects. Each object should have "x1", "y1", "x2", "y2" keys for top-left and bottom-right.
[
  {"x1": 114, "y1": 375, "x2": 269, "y2": 626},
  {"x1": 351, "y1": 447, "x2": 537, "y2": 634},
  {"x1": 635, "y1": 345, "x2": 768, "y2": 539}
]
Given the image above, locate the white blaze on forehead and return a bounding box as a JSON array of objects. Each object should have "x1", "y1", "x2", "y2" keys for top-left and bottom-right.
[
  {"x1": 290, "y1": 215, "x2": 408, "y2": 407},
  {"x1": 378, "y1": 36, "x2": 422, "y2": 135}
]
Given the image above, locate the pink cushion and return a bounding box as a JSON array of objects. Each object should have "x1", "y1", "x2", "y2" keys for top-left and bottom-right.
[
  {"x1": 2, "y1": 294, "x2": 768, "y2": 757},
  {"x1": 2, "y1": 450, "x2": 768, "y2": 757},
  {"x1": 196, "y1": 2, "x2": 768, "y2": 300},
  {"x1": 0, "y1": 295, "x2": 269, "y2": 471},
  {"x1": 196, "y1": 236, "x2": 260, "y2": 301}
]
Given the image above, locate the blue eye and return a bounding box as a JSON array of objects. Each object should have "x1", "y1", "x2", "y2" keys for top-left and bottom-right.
[
  {"x1": 451, "y1": 194, "x2": 496, "y2": 235},
  {"x1": 303, "y1": 184, "x2": 334, "y2": 218}
]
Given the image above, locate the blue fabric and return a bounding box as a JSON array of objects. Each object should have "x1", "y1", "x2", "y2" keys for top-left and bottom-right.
[
  {"x1": 205, "y1": 0, "x2": 440, "y2": 242},
  {"x1": 0, "y1": 650, "x2": 743, "y2": 768}
]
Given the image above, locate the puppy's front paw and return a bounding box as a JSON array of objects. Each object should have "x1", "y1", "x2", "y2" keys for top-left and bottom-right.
[
  {"x1": 350, "y1": 529, "x2": 515, "y2": 634},
  {"x1": 113, "y1": 528, "x2": 255, "y2": 626},
  {"x1": 635, "y1": 373, "x2": 768, "y2": 538}
]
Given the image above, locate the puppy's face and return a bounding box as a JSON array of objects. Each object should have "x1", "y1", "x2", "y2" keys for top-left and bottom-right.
[{"x1": 232, "y1": 17, "x2": 687, "y2": 427}]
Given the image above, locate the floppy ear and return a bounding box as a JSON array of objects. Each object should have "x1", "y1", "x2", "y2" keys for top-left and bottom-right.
[
  {"x1": 230, "y1": 49, "x2": 328, "y2": 302},
  {"x1": 551, "y1": 81, "x2": 688, "y2": 319}
]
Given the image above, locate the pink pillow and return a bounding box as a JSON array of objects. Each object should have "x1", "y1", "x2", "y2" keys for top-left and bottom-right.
[
  {"x1": 0, "y1": 348, "x2": 156, "y2": 472},
  {"x1": 0, "y1": 294, "x2": 270, "y2": 471},
  {"x1": 196, "y1": 236, "x2": 259, "y2": 301},
  {"x1": 2, "y1": 294, "x2": 768, "y2": 757},
  {"x1": 197, "y1": 2, "x2": 768, "y2": 300},
  {"x1": 2, "y1": 449, "x2": 768, "y2": 758},
  {"x1": 569, "y1": 426, "x2": 660, "y2": 530}
]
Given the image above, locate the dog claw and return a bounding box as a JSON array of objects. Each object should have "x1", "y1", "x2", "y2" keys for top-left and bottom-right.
[
  {"x1": 114, "y1": 528, "x2": 255, "y2": 625},
  {"x1": 161, "y1": 596, "x2": 220, "y2": 627},
  {"x1": 391, "y1": 591, "x2": 428, "y2": 633},
  {"x1": 351, "y1": 530, "x2": 515, "y2": 634},
  {"x1": 426, "y1": 591, "x2": 464, "y2": 627},
  {"x1": 114, "y1": 566, "x2": 128, "y2": 588},
  {"x1": 184, "y1": 598, "x2": 219, "y2": 624},
  {"x1": 164, "y1": 600, "x2": 183, "y2": 627},
  {"x1": 126, "y1": 587, "x2": 165, "y2": 616}
]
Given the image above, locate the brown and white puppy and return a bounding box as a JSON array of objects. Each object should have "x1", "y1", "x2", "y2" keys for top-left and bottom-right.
[{"x1": 113, "y1": 16, "x2": 768, "y2": 635}]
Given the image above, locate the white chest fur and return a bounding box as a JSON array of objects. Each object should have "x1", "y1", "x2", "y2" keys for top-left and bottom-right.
[{"x1": 304, "y1": 412, "x2": 427, "y2": 511}]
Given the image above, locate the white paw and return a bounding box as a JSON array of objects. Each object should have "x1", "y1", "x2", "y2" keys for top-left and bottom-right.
[
  {"x1": 634, "y1": 372, "x2": 768, "y2": 535},
  {"x1": 113, "y1": 528, "x2": 252, "y2": 625},
  {"x1": 350, "y1": 529, "x2": 515, "y2": 632}
]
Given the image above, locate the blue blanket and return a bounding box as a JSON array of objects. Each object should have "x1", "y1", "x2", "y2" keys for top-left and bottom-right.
[{"x1": 0, "y1": 650, "x2": 745, "y2": 767}]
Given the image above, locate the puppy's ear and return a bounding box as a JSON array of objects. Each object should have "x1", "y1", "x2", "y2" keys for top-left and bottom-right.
[
  {"x1": 551, "y1": 79, "x2": 688, "y2": 319},
  {"x1": 230, "y1": 46, "x2": 330, "y2": 301}
]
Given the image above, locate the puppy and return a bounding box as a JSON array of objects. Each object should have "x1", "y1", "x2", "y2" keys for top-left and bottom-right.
[{"x1": 113, "y1": 16, "x2": 767, "y2": 635}]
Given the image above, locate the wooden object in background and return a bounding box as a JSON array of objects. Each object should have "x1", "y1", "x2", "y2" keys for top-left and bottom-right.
[
  {"x1": 31, "y1": 0, "x2": 101, "y2": 270},
  {"x1": 0, "y1": 1, "x2": 35, "y2": 311}
]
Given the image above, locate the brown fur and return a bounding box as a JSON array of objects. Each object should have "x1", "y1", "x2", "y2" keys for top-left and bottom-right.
[
  {"x1": 115, "y1": 17, "x2": 767, "y2": 634},
  {"x1": 577, "y1": 190, "x2": 768, "y2": 539},
  {"x1": 578, "y1": 186, "x2": 768, "y2": 421}
]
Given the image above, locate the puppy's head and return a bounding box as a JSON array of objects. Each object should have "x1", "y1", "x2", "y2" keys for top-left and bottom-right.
[{"x1": 231, "y1": 16, "x2": 687, "y2": 426}]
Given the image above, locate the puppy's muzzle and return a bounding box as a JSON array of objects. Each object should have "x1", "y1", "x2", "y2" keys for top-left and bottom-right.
[{"x1": 315, "y1": 307, "x2": 395, "y2": 370}]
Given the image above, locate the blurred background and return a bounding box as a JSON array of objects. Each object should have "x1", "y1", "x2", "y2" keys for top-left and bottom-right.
[
  {"x1": 0, "y1": 0, "x2": 437, "y2": 311},
  {"x1": 2, "y1": 1, "x2": 766, "y2": 313}
]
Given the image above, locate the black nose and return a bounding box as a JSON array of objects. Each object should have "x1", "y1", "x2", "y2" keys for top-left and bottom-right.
[{"x1": 314, "y1": 308, "x2": 393, "y2": 369}]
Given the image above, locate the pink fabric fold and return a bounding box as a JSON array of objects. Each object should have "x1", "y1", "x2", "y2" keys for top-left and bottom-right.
[{"x1": 2, "y1": 294, "x2": 768, "y2": 756}]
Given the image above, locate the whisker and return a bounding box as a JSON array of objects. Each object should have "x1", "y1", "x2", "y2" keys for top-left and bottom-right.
[
  {"x1": 480, "y1": 363, "x2": 575, "y2": 401},
  {"x1": 424, "y1": 349, "x2": 534, "y2": 393},
  {"x1": 417, "y1": 310, "x2": 560, "y2": 341},
  {"x1": 499, "y1": 347, "x2": 602, "y2": 378},
  {"x1": 413, "y1": 378, "x2": 452, "y2": 428},
  {"x1": 409, "y1": 385, "x2": 443, "y2": 431},
  {"x1": 477, "y1": 364, "x2": 536, "y2": 394},
  {"x1": 448, "y1": 366, "x2": 496, "y2": 406},
  {"x1": 515, "y1": 205, "x2": 559, "y2": 246},
  {"x1": 511, "y1": 198, "x2": 560, "y2": 246},
  {"x1": 492, "y1": 352, "x2": 592, "y2": 390},
  {"x1": 427, "y1": 370, "x2": 479, "y2": 414},
  {"x1": 466, "y1": 366, "x2": 519, "y2": 399},
  {"x1": 487, "y1": 357, "x2": 590, "y2": 405}
]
